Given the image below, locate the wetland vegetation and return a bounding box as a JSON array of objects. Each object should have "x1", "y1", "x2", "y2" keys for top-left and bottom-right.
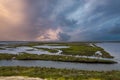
[
  {"x1": 0, "y1": 53, "x2": 116, "y2": 64},
  {"x1": 0, "y1": 42, "x2": 120, "y2": 80},
  {"x1": 0, "y1": 42, "x2": 113, "y2": 58},
  {"x1": 61, "y1": 45, "x2": 113, "y2": 58},
  {"x1": 0, "y1": 66, "x2": 120, "y2": 80},
  {"x1": 0, "y1": 42, "x2": 116, "y2": 63},
  {"x1": 36, "y1": 48, "x2": 58, "y2": 53}
]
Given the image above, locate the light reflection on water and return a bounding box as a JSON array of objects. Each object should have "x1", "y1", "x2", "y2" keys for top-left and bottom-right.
[
  {"x1": 97, "y1": 43, "x2": 120, "y2": 63},
  {"x1": 0, "y1": 42, "x2": 120, "y2": 71},
  {"x1": 0, "y1": 45, "x2": 69, "y2": 55},
  {"x1": 0, "y1": 46, "x2": 51, "y2": 54},
  {"x1": 0, "y1": 60, "x2": 120, "y2": 71}
]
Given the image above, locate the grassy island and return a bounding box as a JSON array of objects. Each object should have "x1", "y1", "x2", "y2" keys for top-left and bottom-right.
[
  {"x1": 1, "y1": 42, "x2": 114, "y2": 58},
  {"x1": 59, "y1": 43, "x2": 113, "y2": 58},
  {"x1": 0, "y1": 53, "x2": 116, "y2": 64},
  {"x1": 0, "y1": 42, "x2": 116, "y2": 63}
]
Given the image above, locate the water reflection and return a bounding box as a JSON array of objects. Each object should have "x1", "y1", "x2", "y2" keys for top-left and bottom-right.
[
  {"x1": 0, "y1": 60, "x2": 120, "y2": 71},
  {"x1": 97, "y1": 43, "x2": 120, "y2": 63},
  {"x1": 0, "y1": 42, "x2": 120, "y2": 71}
]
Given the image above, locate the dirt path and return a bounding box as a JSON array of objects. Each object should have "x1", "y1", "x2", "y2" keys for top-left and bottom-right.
[{"x1": 0, "y1": 76, "x2": 46, "y2": 80}]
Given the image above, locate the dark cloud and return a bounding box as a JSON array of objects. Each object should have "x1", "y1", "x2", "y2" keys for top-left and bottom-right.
[
  {"x1": 59, "y1": 33, "x2": 71, "y2": 41},
  {"x1": 0, "y1": 0, "x2": 120, "y2": 41},
  {"x1": 109, "y1": 24, "x2": 120, "y2": 34}
]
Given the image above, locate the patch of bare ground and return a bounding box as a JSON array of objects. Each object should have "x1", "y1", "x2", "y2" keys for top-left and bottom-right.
[{"x1": 0, "y1": 76, "x2": 45, "y2": 80}]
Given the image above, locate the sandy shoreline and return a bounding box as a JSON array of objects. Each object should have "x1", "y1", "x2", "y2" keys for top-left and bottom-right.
[{"x1": 0, "y1": 76, "x2": 45, "y2": 80}]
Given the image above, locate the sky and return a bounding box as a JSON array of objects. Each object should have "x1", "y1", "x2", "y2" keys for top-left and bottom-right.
[{"x1": 0, "y1": 0, "x2": 120, "y2": 41}]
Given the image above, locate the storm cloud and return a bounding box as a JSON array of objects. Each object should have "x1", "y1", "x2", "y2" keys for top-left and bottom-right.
[{"x1": 0, "y1": 0, "x2": 120, "y2": 41}]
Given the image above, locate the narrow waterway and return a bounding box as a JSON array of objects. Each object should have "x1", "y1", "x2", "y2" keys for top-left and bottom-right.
[
  {"x1": 0, "y1": 43, "x2": 120, "y2": 71},
  {"x1": 0, "y1": 60, "x2": 120, "y2": 71}
]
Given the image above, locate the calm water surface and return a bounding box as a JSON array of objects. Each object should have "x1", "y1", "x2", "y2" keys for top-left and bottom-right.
[{"x1": 97, "y1": 43, "x2": 120, "y2": 63}]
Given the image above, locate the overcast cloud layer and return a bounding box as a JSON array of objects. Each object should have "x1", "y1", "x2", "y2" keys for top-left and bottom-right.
[{"x1": 0, "y1": 0, "x2": 120, "y2": 41}]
